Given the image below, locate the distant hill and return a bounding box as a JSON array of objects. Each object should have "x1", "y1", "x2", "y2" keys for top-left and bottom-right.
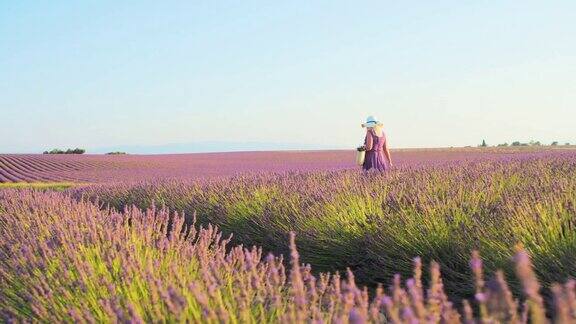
[{"x1": 91, "y1": 141, "x2": 343, "y2": 154}]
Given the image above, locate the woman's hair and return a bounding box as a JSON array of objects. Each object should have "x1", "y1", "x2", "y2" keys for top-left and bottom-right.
[{"x1": 370, "y1": 124, "x2": 384, "y2": 136}]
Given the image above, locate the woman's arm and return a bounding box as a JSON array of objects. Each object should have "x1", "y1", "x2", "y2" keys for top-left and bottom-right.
[
  {"x1": 384, "y1": 138, "x2": 393, "y2": 167},
  {"x1": 365, "y1": 130, "x2": 374, "y2": 151}
]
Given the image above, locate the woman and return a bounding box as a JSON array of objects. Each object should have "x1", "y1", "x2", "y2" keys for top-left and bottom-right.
[{"x1": 361, "y1": 116, "x2": 393, "y2": 172}]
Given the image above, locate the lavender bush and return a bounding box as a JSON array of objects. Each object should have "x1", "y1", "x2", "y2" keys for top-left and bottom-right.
[{"x1": 1, "y1": 190, "x2": 575, "y2": 322}]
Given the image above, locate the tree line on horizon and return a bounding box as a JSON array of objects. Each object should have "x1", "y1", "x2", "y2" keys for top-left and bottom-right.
[
  {"x1": 42, "y1": 149, "x2": 129, "y2": 155},
  {"x1": 479, "y1": 140, "x2": 570, "y2": 147},
  {"x1": 42, "y1": 148, "x2": 86, "y2": 155}
]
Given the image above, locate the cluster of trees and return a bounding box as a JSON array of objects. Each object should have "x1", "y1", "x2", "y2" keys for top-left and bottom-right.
[
  {"x1": 42, "y1": 148, "x2": 86, "y2": 154},
  {"x1": 41, "y1": 149, "x2": 131, "y2": 155},
  {"x1": 481, "y1": 140, "x2": 571, "y2": 147}
]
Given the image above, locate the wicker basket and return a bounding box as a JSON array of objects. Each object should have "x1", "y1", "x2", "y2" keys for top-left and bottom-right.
[{"x1": 356, "y1": 150, "x2": 365, "y2": 166}]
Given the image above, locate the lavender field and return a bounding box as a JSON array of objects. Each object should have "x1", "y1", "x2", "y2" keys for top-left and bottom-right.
[
  {"x1": 0, "y1": 148, "x2": 557, "y2": 183},
  {"x1": 1, "y1": 148, "x2": 576, "y2": 322}
]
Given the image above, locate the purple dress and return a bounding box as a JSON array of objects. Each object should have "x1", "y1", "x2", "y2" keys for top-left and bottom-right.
[{"x1": 362, "y1": 129, "x2": 389, "y2": 172}]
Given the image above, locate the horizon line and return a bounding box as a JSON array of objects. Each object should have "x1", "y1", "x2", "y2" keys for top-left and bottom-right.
[{"x1": 2, "y1": 145, "x2": 574, "y2": 156}]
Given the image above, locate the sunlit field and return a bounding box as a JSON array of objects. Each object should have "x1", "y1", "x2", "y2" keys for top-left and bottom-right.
[{"x1": 1, "y1": 148, "x2": 576, "y2": 322}]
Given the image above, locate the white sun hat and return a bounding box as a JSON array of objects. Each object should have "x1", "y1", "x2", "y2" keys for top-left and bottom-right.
[{"x1": 362, "y1": 116, "x2": 383, "y2": 128}]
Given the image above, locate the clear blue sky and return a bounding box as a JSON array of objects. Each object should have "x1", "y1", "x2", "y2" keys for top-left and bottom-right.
[{"x1": 1, "y1": 0, "x2": 575, "y2": 153}]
